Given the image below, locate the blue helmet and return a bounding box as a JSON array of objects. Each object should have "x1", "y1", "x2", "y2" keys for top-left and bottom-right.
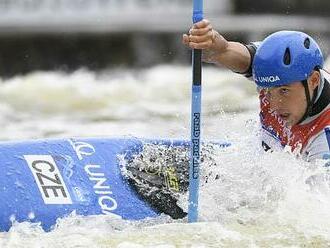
[{"x1": 252, "y1": 31, "x2": 324, "y2": 88}]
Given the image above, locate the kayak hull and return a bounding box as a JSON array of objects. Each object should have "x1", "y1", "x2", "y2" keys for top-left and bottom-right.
[{"x1": 0, "y1": 137, "x2": 229, "y2": 231}]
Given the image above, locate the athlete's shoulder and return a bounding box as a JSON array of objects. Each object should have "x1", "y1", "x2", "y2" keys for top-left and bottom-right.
[
  {"x1": 321, "y1": 69, "x2": 330, "y2": 82},
  {"x1": 247, "y1": 41, "x2": 262, "y2": 50},
  {"x1": 235, "y1": 41, "x2": 262, "y2": 79},
  {"x1": 304, "y1": 125, "x2": 330, "y2": 161}
]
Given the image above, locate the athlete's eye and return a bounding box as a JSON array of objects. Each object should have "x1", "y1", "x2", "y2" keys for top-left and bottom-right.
[{"x1": 279, "y1": 88, "x2": 289, "y2": 95}]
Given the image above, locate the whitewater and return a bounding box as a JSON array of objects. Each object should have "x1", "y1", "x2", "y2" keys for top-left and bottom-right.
[{"x1": 1, "y1": 63, "x2": 330, "y2": 247}]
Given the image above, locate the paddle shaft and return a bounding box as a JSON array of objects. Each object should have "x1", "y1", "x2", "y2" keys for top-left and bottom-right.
[{"x1": 188, "y1": 0, "x2": 203, "y2": 223}]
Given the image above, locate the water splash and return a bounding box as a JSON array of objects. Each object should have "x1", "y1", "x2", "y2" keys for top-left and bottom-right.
[{"x1": 1, "y1": 66, "x2": 330, "y2": 246}]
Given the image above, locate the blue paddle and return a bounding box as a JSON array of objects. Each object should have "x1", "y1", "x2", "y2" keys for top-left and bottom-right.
[{"x1": 188, "y1": 0, "x2": 203, "y2": 223}]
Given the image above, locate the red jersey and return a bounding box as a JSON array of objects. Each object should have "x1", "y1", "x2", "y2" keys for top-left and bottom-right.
[{"x1": 259, "y1": 71, "x2": 330, "y2": 161}]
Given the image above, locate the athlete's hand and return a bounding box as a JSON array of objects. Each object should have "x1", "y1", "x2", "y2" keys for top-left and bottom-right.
[{"x1": 182, "y1": 19, "x2": 229, "y2": 64}]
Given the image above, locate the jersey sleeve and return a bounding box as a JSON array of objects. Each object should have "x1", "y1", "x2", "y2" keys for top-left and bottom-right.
[{"x1": 304, "y1": 127, "x2": 330, "y2": 162}]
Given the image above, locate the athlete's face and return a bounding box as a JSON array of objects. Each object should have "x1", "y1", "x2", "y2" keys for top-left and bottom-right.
[{"x1": 265, "y1": 71, "x2": 320, "y2": 127}]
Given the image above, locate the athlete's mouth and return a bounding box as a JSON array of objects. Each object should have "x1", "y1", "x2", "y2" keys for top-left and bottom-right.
[{"x1": 279, "y1": 113, "x2": 290, "y2": 120}]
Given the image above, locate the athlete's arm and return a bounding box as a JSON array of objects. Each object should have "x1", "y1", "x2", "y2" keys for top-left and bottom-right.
[{"x1": 182, "y1": 19, "x2": 251, "y2": 73}]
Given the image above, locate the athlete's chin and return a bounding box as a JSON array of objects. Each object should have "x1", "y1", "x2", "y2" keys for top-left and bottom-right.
[
  {"x1": 280, "y1": 115, "x2": 295, "y2": 127},
  {"x1": 279, "y1": 114, "x2": 291, "y2": 125},
  {"x1": 285, "y1": 118, "x2": 299, "y2": 127}
]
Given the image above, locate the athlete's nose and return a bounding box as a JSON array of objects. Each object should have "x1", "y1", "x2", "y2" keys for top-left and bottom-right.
[{"x1": 268, "y1": 93, "x2": 284, "y2": 112}]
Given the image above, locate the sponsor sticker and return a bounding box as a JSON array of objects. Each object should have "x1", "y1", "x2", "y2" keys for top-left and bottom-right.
[
  {"x1": 24, "y1": 155, "x2": 72, "y2": 204},
  {"x1": 69, "y1": 139, "x2": 118, "y2": 214},
  {"x1": 165, "y1": 167, "x2": 180, "y2": 192},
  {"x1": 255, "y1": 75, "x2": 281, "y2": 84},
  {"x1": 69, "y1": 140, "x2": 95, "y2": 160}
]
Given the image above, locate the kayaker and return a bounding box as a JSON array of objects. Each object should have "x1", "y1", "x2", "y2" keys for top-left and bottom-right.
[{"x1": 183, "y1": 19, "x2": 330, "y2": 161}]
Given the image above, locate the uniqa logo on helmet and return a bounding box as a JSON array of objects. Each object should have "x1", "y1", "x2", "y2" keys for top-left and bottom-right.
[{"x1": 254, "y1": 75, "x2": 281, "y2": 84}]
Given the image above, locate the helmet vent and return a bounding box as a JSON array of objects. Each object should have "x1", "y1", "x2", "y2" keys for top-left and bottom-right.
[
  {"x1": 304, "y1": 38, "x2": 310, "y2": 49},
  {"x1": 283, "y1": 48, "x2": 291, "y2": 65}
]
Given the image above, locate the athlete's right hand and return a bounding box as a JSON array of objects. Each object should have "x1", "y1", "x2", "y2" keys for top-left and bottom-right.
[{"x1": 182, "y1": 19, "x2": 229, "y2": 64}]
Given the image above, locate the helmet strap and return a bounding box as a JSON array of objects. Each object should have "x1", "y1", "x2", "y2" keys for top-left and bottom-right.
[{"x1": 297, "y1": 79, "x2": 317, "y2": 124}]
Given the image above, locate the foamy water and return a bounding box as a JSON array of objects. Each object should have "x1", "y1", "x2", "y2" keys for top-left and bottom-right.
[{"x1": 1, "y1": 65, "x2": 330, "y2": 247}]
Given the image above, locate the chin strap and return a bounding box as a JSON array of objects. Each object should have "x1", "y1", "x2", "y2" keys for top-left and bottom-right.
[
  {"x1": 297, "y1": 79, "x2": 315, "y2": 124},
  {"x1": 297, "y1": 77, "x2": 330, "y2": 124}
]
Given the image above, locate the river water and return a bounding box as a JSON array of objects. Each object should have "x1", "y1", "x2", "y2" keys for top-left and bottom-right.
[{"x1": 1, "y1": 64, "x2": 330, "y2": 247}]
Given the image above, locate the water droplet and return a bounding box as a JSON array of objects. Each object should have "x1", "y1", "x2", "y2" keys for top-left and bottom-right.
[{"x1": 28, "y1": 212, "x2": 35, "y2": 220}]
